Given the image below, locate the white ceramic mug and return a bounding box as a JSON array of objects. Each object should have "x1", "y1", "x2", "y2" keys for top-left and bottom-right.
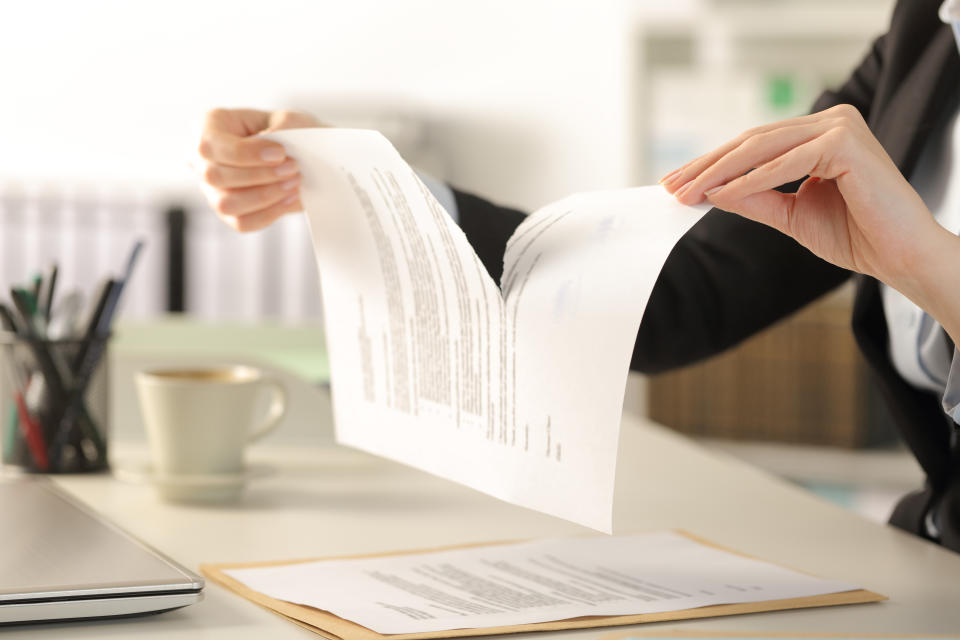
[{"x1": 134, "y1": 366, "x2": 286, "y2": 502}]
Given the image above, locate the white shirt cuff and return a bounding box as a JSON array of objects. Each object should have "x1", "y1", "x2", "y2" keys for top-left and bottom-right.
[
  {"x1": 416, "y1": 170, "x2": 459, "y2": 225},
  {"x1": 943, "y1": 347, "x2": 960, "y2": 424}
]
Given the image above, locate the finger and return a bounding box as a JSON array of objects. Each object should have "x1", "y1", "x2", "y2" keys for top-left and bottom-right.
[
  {"x1": 264, "y1": 109, "x2": 322, "y2": 132},
  {"x1": 197, "y1": 108, "x2": 284, "y2": 168},
  {"x1": 661, "y1": 105, "x2": 866, "y2": 191},
  {"x1": 218, "y1": 196, "x2": 302, "y2": 233},
  {"x1": 211, "y1": 176, "x2": 302, "y2": 217},
  {"x1": 706, "y1": 188, "x2": 796, "y2": 238},
  {"x1": 197, "y1": 131, "x2": 287, "y2": 167},
  {"x1": 201, "y1": 159, "x2": 299, "y2": 189},
  {"x1": 674, "y1": 122, "x2": 831, "y2": 205},
  {"x1": 661, "y1": 112, "x2": 824, "y2": 191},
  {"x1": 703, "y1": 133, "x2": 840, "y2": 204},
  {"x1": 204, "y1": 108, "x2": 272, "y2": 136}
]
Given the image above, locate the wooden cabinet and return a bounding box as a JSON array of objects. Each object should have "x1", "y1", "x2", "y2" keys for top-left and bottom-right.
[{"x1": 648, "y1": 289, "x2": 896, "y2": 447}]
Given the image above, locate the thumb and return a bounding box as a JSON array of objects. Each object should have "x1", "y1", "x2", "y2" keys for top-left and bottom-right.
[{"x1": 705, "y1": 187, "x2": 796, "y2": 238}]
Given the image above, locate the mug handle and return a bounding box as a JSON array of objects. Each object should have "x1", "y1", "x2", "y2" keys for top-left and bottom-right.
[{"x1": 248, "y1": 378, "x2": 287, "y2": 442}]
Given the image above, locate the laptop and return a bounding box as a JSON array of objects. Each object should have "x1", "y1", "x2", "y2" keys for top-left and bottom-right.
[{"x1": 0, "y1": 477, "x2": 203, "y2": 624}]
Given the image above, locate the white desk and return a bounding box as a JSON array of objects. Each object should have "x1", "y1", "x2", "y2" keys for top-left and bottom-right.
[{"x1": 16, "y1": 414, "x2": 960, "y2": 638}]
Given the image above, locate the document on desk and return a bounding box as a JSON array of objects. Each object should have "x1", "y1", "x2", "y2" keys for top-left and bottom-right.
[
  {"x1": 222, "y1": 532, "x2": 862, "y2": 634},
  {"x1": 267, "y1": 129, "x2": 710, "y2": 532}
]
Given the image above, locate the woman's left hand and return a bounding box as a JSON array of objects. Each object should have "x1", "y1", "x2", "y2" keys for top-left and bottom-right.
[
  {"x1": 661, "y1": 104, "x2": 948, "y2": 295},
  {"x1": 662, "y1": 103, "x2": 960, "y2": 348}
]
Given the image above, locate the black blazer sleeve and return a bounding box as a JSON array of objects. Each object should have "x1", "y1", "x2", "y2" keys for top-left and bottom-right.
[
  {"x1": 453, "y1": 189, "x2": 527, "y2": 286},
  {"x1": 452, "y1": 29, "x2": 897, "y2": 373}
]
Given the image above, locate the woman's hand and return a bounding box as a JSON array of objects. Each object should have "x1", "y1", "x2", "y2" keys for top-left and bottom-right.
[
  {"x1": 193, "y1": 108, "x2": 322, "y2": 232},
  {"x1": 661, "y1": 104, "x2": 960, "y2": 342}
]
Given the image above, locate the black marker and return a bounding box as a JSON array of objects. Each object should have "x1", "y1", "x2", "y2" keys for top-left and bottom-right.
[
  {"x1": 0, "y1": 303, "x2": 21, "y2": 334},
  {"x1": 39, "y1": 264, "x2": 58, "y2": 326}
]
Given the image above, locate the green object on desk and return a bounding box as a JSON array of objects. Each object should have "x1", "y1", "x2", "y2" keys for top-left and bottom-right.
[{"x1": 113, "y1": 316, "x2": 330, "y2": 383}]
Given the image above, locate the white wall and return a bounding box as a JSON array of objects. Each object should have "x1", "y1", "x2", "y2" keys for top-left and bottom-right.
[{"x1": 0, "y1": 0, "x2": 662, "y2": 211}]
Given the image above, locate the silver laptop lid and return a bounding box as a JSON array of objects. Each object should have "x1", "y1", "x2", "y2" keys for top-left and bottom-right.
[{"x1": 0, "y1": 477, "x2": 202, "y2": 603}]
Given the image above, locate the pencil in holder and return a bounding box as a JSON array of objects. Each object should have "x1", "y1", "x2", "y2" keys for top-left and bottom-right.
[{"x1": 0, "y1": 332, "x2": 109, "y2": 473}]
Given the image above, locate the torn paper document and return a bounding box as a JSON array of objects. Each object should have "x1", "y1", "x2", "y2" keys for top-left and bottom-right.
[
  {"x1": 223, "y1": 532, "x2": 861, "y2": 634},
  {"x1": 266, "y1": 129, "x2": 709, "y2": 532}
]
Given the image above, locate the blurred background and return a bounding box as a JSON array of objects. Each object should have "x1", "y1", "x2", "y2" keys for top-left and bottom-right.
[{"x1": 1, "y1": 0, "x2": 919, "y2": 519}]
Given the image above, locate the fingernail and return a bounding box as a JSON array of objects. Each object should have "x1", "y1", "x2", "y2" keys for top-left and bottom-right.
[
  {"x1": 281, "y1": 193, "x2": 299, "y2": 205},
  {"x1": 659, "y1": 169, "x2": 681, "y2": 184},
  {"x1": 704, "y1": 185, "x2": 724, "y2": 197},
  {"x1": 674, "y1": 182, "x2": 692, "y2": 199},
  {"x1": 274, "y1": 159, "x2": 298, "y2": 177},
  {"x1": 281, "y1": 176, "x2": 300, "y2": 190},
  {"x1": 260, "y1": 146, "x2": 285, "y2": 163}
]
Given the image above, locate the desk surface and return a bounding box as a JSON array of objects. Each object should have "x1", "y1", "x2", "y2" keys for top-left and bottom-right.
[{"x1": 17, "y1": 416, "x2": 960, "y2": 638}]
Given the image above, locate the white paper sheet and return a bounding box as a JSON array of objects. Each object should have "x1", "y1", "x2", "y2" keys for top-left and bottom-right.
[
  {"x1": 267, "y1": 129, "x2": 709, "y2": 532},
  {"x1": 225, "y1": 532, "x2": 860, "y2": 634}
]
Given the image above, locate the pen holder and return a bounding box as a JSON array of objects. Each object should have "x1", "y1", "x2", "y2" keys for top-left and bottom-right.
[{"x1": 0, "y1": 332, "x2": 110, "y2": 473}]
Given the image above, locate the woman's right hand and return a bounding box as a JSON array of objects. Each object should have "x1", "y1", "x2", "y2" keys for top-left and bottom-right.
[{"x1": 194, "y1": 108, "x2": 321, "y2": 232}]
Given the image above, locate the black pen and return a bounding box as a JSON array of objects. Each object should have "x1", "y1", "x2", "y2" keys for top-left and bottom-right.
[
  {"x1": 9, "y1": 288, "x2": 37, "y2": 336},
  {"x1": 121, "y1": 241, "x2": 144, "y2": 289},
  {"x1": 30, "y1": 274, "x2": 42, "y2": 304},
  {"x1": 0, "y1": 303, "x2": 22, "y2": 334},
  {"x1": 70, "y1": 279, "x2": 114, "y2": 375},
  {"x1": 97, "y1": 240, "x2": 143, "y2": 326},
  {"x1": 71, "y1": 279, "x2": 121, "y2": 381},
  {"x1": 39, "y1": 264, "x2": 58, "y2": 326},
  {"x1": 96, "y1": 280, "x2": 124, "y2": 336},
  {"x1": 70, "y1": 246, "x2": 138, "y2": 377}
]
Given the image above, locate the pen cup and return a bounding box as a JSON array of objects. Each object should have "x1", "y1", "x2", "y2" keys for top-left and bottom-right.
[{"x1": 0, "y1": 331, "x2": 110, "y2": 473}]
